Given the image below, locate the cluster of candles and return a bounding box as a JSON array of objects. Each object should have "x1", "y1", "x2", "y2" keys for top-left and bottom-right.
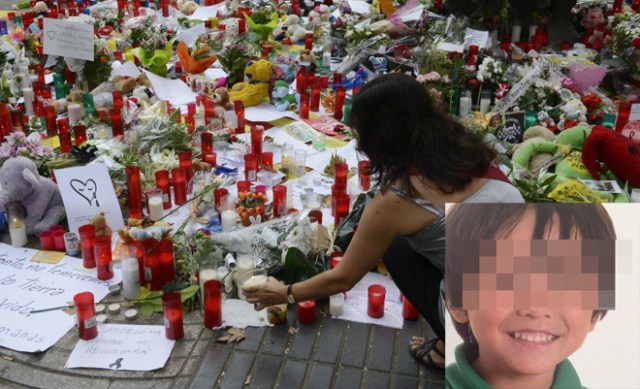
[
  {"x1": 295, "y1": 69, "x2": 351, "y2": 122},
  {"x1": 331, "y1": 162, "x2": 350, "y2": 226}
]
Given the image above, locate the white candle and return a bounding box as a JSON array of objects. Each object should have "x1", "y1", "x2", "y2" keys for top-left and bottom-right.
[
  {"x1": 459, "y1": 93, "x2": 472, "y2": 118},
  {"x1": 22, "y1": 88, "x2": 34, "y2": 116},
  {"x1": 221, "y1": 210, "x2": 237, "y2": 232},
  {"x1": 199, "y1": 268, "x2": 219, "y2": 304},
  {"x1": 67, "y1": 103, "x2": 82, "y2": 124},
  {"x1": 480, "y1": 98, "x2": 491, "y2": 114},
  {"x1": 631, "y1": 189, "x2": 640, "y2": 203},
  {"x1": 9, "y1": 225, "x2": 27, "y2": 247},
  {"x1": 239, "y1": 274, "x2": 267, "y2": 301},
  {"x1": 305, "y1": 200, "x2": 321, "y2": 210},
  {"x1": 330, "y1": 294, "x2": 344, "y2": 316},
  {"x1": 121, "y1": 257, "x2": 141, "y2": 300},
  {"x1": 529, "y1": 25, "x2": 537, "y2": 41},
  {"x1": 511, "y1": 25, "x2": 521, "y2": 43},
  {"x1": 237, "y1": 254, "x2": 254, "y2": 271},
  {"x1": 148, "y1": 196, "x2": 164, "y2": 221}
]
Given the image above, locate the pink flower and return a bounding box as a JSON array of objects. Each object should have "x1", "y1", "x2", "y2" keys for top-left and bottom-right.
[{"x1": 417, "y1": 71, "x2": 441, "y2": 83}]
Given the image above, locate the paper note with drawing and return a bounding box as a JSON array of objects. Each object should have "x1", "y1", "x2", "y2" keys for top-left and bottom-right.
[
  {"x1": 143, "y1": 70, "x2": 198, "y2": 108},
  {"x1": 0, "y1": 244, "x2": 120, "y2": 353},
  {"x1": 54, "y1": 164, "x2": 124, "y2": 245},
  {"x1": 42, "y1": 18, "x2": 94, "y2": 61},
  {"x1": 66, "y1": 324, "x2": 174, "y2": 371}
]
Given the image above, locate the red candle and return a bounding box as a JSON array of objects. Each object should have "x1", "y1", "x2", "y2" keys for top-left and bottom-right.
[
  {"x1": 334, "y1": 87, "x2": 346, "y2": 121},
  {"x1": 178, "y1": 150, "x2": 193, "y2": 190},
  {"x1": 44, "y1": 105, "x2": 57, "y2": 137},
  {"x1": 39, "y1": 230, "x2": 55, "y2": 250},
  {"x1": 296, "y1": 300, "x2": 316, "y2": 324},
  {"x1": 59, "y1": 131, "x2": 72, "y2": 153},
  {"x1": 126, "y1": 166, "x2": 143, "y2": 219},
  {"x1": 204, "y1": 152, "x2": 217, "y2": 167},
  {"x1": 94, "y1": 236, "x2": 114, "y2": 280},
  {"x1": 261, "y1": 152, "x2": 273, "y2": 170},
  {"x1": 272, "y1": 185, "x2": 287, "y2": 218},
  {"x1": 162, "y1": 292, "x2": 184, "y2": 340},
  {"x1": 204, "y1": 98, "x2": 216, "y2": 125},
  {"x1": 187, "y1": 102, "x2": 196, "y2": 116},
  {"x1": 74, "y1": 125, "x2": 87, "y2": 146},
  {"x1": 299, "y1": 93, "x2": 309, "y2": 119},
  {"x1": 128, "y1": 240, "x2": 146, "y2": 285},
  {"x1": 333, "y1": 72, "x2": 342, "y2": 86},
  {"x1": 309, "y1": 210, "x2": 323, "y2": 225},
  {"x1": 172, "y1": 167, "x2": 187, "y2": 205},
  {"x1": 185, "y1": 115, "x2": 195, "y2": 134},
  {"x1": 111, "y1": 108, "x2": 124, "y2": 137},
  {"x1": 74, "y1": 292, "x2": 98, "y2": 340},
  {"x1": 358, "y1": 160, "x2": 371, "y2": 191},
  {"x1": 310, "y1": 84, "x2": 321, "y2": 111},
  {"x1": 304, "y1": 32, "x2": 313, "y2": 50},
  {"x1": 201, "y1": 132, "x2": 213, "y2": 157},
  {"x1": 333, "y1": 162, "x2": 348, "y2": 191},
  {"x1": 204, "y1": 280, "x2": 223, "y2": 328},
  {"x1": 10, "y1": 108, "x2": 24, "y2": 131},
  {"x1": 612, "y1": 0, "x2": 623, "y2": 13},
  {"x1": 158, "y1": 238, "x2": 175, "y2": 285},
  {"x1": 142, "y1": 238, "x2": 162, "y2": 291},
  {"x1": 214, "y1": 188, "x2": 229, "y2": 213},
  {"x1": 255, "y1": 185, "x2": 267, "y2": 195},
  {"x1": 633, "y1": 0, "x2": 640, "y2": 12},
  {"x1": 235, "y1": 100, "x2": 245, "y2": 134},
  {"x1": 244, "y1": 153, "x2": 258, "y2": 182},
  {"x1": 329, "y1": 251, "x2": 343, "y2": 269},
  {"x1": 57, "y1": 118, "x2": 69, "y2": 134},
  {"x1": 333, "y1": 193, "x2": 350, "y2": 226},
  {"x1": 251, "y1": 126, "x2": 263, "y2": 168},
  {"x1": 155, "y1": 169, "x2": 173, "y2": 209},
  {"x1": 53, "y1": 230, "x2": 66, "y2": 251},
  {"x1": 615, "y1": 102, "x2": 631, "y2": 133},
  {"x1": 237, "y1": 180, "x2": 251, "y2": 193},
  {"x1": 112, "y1": 91, "x2": 124, "y2": 110},
  {"x1": 367, "y1": 284, "x2": 386, "y2": 318},
  {"x1": 402, "y1": 295, "x2": 420, "y2": 320},
  {"x1": 296, "y1": 67, "x2": 307, "y2": 94},
  {"x1": 78, "y1": 224, "x2": 96, "y2": 268}
]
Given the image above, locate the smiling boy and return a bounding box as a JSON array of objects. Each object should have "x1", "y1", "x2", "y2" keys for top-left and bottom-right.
[{"x1": 444, "y1": 204, "x2": 616, "y2": 389}]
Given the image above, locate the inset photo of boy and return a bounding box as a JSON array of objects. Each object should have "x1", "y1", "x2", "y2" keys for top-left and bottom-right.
[{"x1": 444, "y1": 204, "x2": 639, "y2": 389}]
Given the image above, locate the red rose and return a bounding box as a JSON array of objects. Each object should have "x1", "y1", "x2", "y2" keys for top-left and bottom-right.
[{"x1": 633, "y1": 38, "x2": 640, "y2": 49}]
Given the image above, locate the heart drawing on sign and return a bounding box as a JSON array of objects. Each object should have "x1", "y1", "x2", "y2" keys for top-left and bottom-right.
[
  {"x1": 47, "y1": 31, "x2": 56, "y2": 40},
  {"x1": 70, "y1": 178, "x2": 100, "y2": 207}
]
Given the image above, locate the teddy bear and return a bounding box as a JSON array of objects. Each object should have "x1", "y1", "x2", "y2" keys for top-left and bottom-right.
[
  {"x1": 582, "y1": 125, "x2": 640, "y2": 189},
  {"x1": 112, "y1": 73, "x2": 152, "y2": 94},
  {"x1": 229, "y1": 59, "x2": 273, "y2": 107},
  {"x1": 90, "y1": 212, "x2": 112, "y2": 237},
  {"x1": 213, "y1": 87, "x2": 234, "y2": 119},
  {"x1": 511, "y1": 126, "x2": 557, "y2": 173},
  {"x1": 557, "y1": 98, "x2": 588, "y2": 131},
  {"x1": 283, "y1": 15, "x2": 308, "y2": 43},
  {"x1": 0, "y1": 157, "x2": 66, "y2": 235}
]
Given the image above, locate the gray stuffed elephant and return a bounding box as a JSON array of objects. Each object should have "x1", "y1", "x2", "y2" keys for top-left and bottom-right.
[{"x1": 0, "y1": 156, "x2": 66, "y2": 235}]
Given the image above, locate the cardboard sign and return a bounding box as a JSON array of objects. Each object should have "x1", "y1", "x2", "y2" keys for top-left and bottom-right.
[
  {"x1": 497, "y1": 112, "x2": 525, "y2": 144},
  {"x1": 54, "y1": 164, "x2": 124, "y2": 247},
  {"x1": 65, "y1": 324, "x2": 174, "y2": 371},
  {"x1": 465, "y1": 28, "x2": 490, "y2": 49},
  {"x1": 0, "y1": 244, "x2": 119, "y2": 353},
  {"x1": 42, "y1": 18, "x2": 94, "y2": 61}
]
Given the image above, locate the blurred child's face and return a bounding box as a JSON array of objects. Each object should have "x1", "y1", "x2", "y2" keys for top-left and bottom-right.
[{"x1": 450, "y1": 210, "x2": 610, "y2": 378}]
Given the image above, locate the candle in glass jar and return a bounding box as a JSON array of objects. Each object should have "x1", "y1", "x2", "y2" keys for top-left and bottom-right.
[
  {"x1": 178, "y1": 151, "x2": 193, "y2": 191},
  {"x1": 121, "y1": 256, "x2": 141, "y2": 300},
  {"x1": 204, "y1": 280, "x2": 223, "y2": 328},
  {"x1": 74, "y1": 292, "x2": 98, "y2": 340},
  {"x1": 250, "y1": 126, "x2": 263, "y2": 168},
  {"x1": 297, "y1": 300, "x2": 316, "y2": 324},
  {"x1": 221, "y1": 210, "x2": 237, "y2": 231},
  {"x1": 199, "y1": 268, "x2": 218, "y2": 305},
  {"x1": 162, "y1": 292, "x2": 184, "y2": 340},
  {"x1": 78, "y1": 224, "x2": 96, "y2": 268},
  {"x1": 142, "y1": 238, "x2": 162, "y2": 291},
  {"x1": 126, "y1": 166, "x2": 143, "y2": 219},
  {"x1": 7, "y1": 203, "x2": 27, "y2": 247},
  {"x1": 367, "y1": 284, "x2": 386, "y2": 318},
  {"x1": 244, "y1": 153, "x2": 257, "y2": 182},
  {"x1": 158, "y1": 239, "x2": 175, "y2": 285},
  {"x1": 334, "y1": 87, "x2": 346, "y2": 121},
  {"x1": 155, "y1": 170, "x2": 172, "y2": 209},
  {"x1": 146, "y1": 188, "x2": 164, "y2": 221},
  {"x1": 94, "y1": 236, "x2": 114, "y2": 280},
  {"x1": 22, "y1": 87, "x2": 35, "y2": 115},
  {"x1": 74, "y1": 124, "x2": 87, "y2": 146},
  {"x1": 329, "y1": 294, "x2": 344, "y2": 316},
  {"x1": 172, "y1": 168, "x2": 187, "y2": 205}
]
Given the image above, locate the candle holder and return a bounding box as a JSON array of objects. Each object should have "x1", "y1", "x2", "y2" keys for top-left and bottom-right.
[
  {"x1": 154, "y1": 170, "x2": 173, "y2": 209},
  {"x1": 126, "y1": 166, "x2": 143, "y2": 219},
  {"x1": 7, "y1": 203, "x2": 27, "y2": 247},
  {"x1": 334, "y1": 86, "x2": 346, "y2": 120},
  {"x1": 402, "y1": 295, "x2": 420, "y2": 320},
  {"x1": 234, "y1": 100, "x2": 245, "y2": 134},
  {"x1": 201, "y1": 132, "x2": 213, "y2": 157},
  {"x1": 94, "y1": 236, "x2": 114, "y2": 280},
  {"x1": 329, "y1": 293, "x2": 344, "y2": 317},
  {"x1": 158, "y1": 238, "x2": 175, "y2": 285},
  {"x1": 296, "y1": 300, "x2": 316, "y2": 324},
  {"x1": 171, "y1": 167, "x2": 187, "y2": 206},
  {"x1": 162, "y1": 292, "x2": 184, "y2": 340},
  {"x1": 238, "y1": 269, "x2": 268, "y2": 299},
  {"x1": 142, "y1": 238, "x2": 162, "y2": 291},
  {"x1": 74, "y1": 292, "x2": 98, "y2": 340},
  {"x1": 272, "y1": 185, "x2": 287, "y2": 218},
  {"x1": 146, "y1": 188, "x2": 164, "y2": 221},
  {"x1": 122, "y1": 256, "x2": 141, "y2": 300},
  {"x1": 250, "y1": 126, "x2": 263, "y2": 168},
  {"x1": 78, "y1": 224, "x2": 96, "y2": 268},
  {"x1": 358, "y1": 160, "x2": 371, "y2": 191},
  {"x1": 367, "y1": 284, "x2": 386, "y2": 318},
  {"x1": 53, "y1": 230, "x2": 66, "y2": 251},
  {"x1": 199, "y1": 257, "x2": 220, "y2": 305},
  {"x1": 73, "y1": 124, "x2": 87, "y2": 146},
  {"x1": 203, "y1": 279, "x2": 223, "y2": 329},
  {"x1": 178, "y1": 151, "x2": 193, "y2": 192},
  {"x1": 244, "y1": 154, "x2": 258, "y2": 182},
  {"x1": 261, "y1": 152, "x2": 273, "y2": 170},
  {"x1": 333, "y1": 162, "x2": 348, "y2": 191}
]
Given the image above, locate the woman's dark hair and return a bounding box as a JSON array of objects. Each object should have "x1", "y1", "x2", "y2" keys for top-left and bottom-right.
[
  {"x1": 350, "y1": 73, "x2": 496, "y2": 195},
  {"x1": 444, "y1": 203, "x2": 616, "y2": 360}
]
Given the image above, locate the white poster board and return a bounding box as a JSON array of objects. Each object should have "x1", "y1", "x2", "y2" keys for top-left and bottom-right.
[
  {"x1": 0, "y1": 244, "x2": 120, "y2": 353},
  {"x1": 54, "y1": 164, "x2": 124, "y2": 245},
  {"x1": 65, "y1": 324, "x2": 174, "y2": 371},
  {"x1": 42, "y1": 18, "x2": 94, "y2": 61}
]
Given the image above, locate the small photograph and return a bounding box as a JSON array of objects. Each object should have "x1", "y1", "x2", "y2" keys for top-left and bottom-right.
[{"x1": 444, "y1": 203, "x2": 640, "y2": 389}]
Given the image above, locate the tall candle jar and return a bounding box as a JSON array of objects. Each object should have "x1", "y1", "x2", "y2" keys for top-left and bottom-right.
[
  {"x1": 146, "y1": 188, "x2": 164, "y2": 221},
  {"x1": 94, "y1": 236, "x2": 114, "y2": 280},
  {"x1": 74, "y1": 292, "x2": 98, "y2": 340},
  {"x1": 7, "y1": 202, "x2": 27, "y2": 247},
  {"x1": 162, "y1": 292, "x2": 184, "y2": 340},
  {"x1": 121, "y1": 256, "x2": 141, "y2": 300},
  {"x1": 78, "y1": 224, "x2": 97, "y2": 268},
  {"x1": 126, "y1": 165, "x2": 143, "y2": 219}
]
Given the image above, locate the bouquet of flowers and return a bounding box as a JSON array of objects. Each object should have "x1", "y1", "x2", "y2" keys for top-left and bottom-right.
[
  {"x1": 0, "y1": 132, "x2": 55, "y2": 177},
  {"x1": 243, "y1": 8, "x2": 279, "y2": 42},
  {"x1": 607, "y1": 14, "x2": 640, "y2": 81},
  {"x1": 129, "y1": 19, "x2": 175, "y2": 77},
  {"x1": 175, "y1": 33, "x2": 220, "y2": 74},
  {"x1": 237, "y1": 191, "x2": 268, "y2": 226},
  {"x1": 571, "y1": 0, "x2": 608, "y2": 33}
]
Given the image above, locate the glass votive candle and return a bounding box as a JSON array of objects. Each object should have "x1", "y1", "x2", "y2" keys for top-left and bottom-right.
[
  {"x1": 333, "y1": 193, "x2": 350, "y2": 225},
  {"x1": 158, "y1": 238, "x2": 175, "y2": 285},
  {"x1": 329, "y1": 293, "x2": 344, "y2": 317},
  {"x1": 155, "y1": 169, "x2": 172, "y2": 209},
  {"x1": 367, "y1": 284, "x2": 386, "y2": 318},
  {"x1": 128, "y1": 240, "x2": 146, "y2": 285},
  {"x1": 178, "y1": 150, "x2": 193, "y2": 190},
  {"x1": 237, "y1": 180, "x2": 251, "y2": 194},
  {"x1": 146, "y1": 188, "x2": 164, "y2": 221},
  {"x1": 402, "y1": 295, "x2": 420, "y2": 320},
  {"x1": 630, "y1": 188, "x2": 640, "y2": 203},
  {"x1": 358, "y1": 160, "x2": 371, "y2": 191},
  {"x1": 94, "y1": 236, "x2": 114, "y2": 280},
  {"x1": 121, "y1": 256, "x2": 141, "y2": 300},
  {"x1": 255, "y1": 185, "x2": 267, "y2": 196},
  {"x1": 39, "y1": 230, "x2": 55, "y2": 250},
  {"x1": 74, "y1": 291, "x2": 98, "y2": 340},
  {"x1": 53, "y1": 230, "x2": 65, "y2": 251},
  {"x1": 261, "y1": 152, "x2": 273, "y2": 170},
  {"x1": 201, "y1": 132, "x2": 213, "y2": 157},
  {"x1": 203, "y1": 279, "x2": 223, "y2": 329},
  {"x1": 334, "y1": 162, "x2": 348, "y2": 191},
  {"x1": 214, "y1": 187, "x2": 229, "y2": 214},
  {"x1": 171, "y1": 167, "x2": 187, "y2": 206},
  {"x1": 293, "y1": 149, "x2": 307, "y2": 178},
  {"x1": 296, "y1": 300, "x2": 317, "y2": 324},
  {"x1": 329, "y1": 251, "x2": 344, "y2": 269},
  {"x1": 239, "y1": 269, "x2": 268, "y2": 300},
  {"x1": 272, "y1": 185, "x2": 287, "y2": 218},
  {"x1": 203, "y1": 152, "x2": 217, "y2": 167},
  {"x1": 162, "y1": 292, "x2": 184, "y2": 340},
  {"x1": 251, "y1": 126, "x2": 263, "y2": 168},
  {"x1": 142, "y1": 238, "x2": 162, "y2": 291},
  {"x1": 125, "y1": 165, "x2": 143, "y2": 220},
  {"x1": 78, "y1": 224, "x2": 96, "y2": 268},
  {"x1": 244, "y1": 153, "x2": 258, "y2": 182}
]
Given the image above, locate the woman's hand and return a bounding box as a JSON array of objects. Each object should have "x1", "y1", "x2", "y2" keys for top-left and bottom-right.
[{"x1": 242, "y1": 276, "x2": 288, "y2": 311}]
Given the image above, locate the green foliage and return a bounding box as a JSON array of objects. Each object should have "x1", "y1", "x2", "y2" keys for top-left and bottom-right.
[
  {"x1": 218, "y1": 47, "x2": 249, "y2": 86},
  {"x1": 283, "y1": 247, "x2": 318, "y2": 285},
  {"x1": 514, "y1": 173, "x2": 557, "y2": 203}
]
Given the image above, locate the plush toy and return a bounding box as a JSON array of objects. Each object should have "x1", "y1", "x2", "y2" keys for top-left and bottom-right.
[
  {"x1": 229, "y1": 59, "x2": 273, "y2": 107},
  {"x1": 91, "y1": 212, "x2": 112, "y2": 237},
  {"x1": 557, "y1": 98, "x2": 588, "y2": 131},
  {"x1": 0, "y1": 157, "x2": 66, "y2": 235},
  {"x1": 213, "y1": 87, "x2": 234, "y2": 118},
  {"x1": 112, "y1": 73, "x2": 152, "y2": 94},
  {"x1": 582, "y1": 125, "x2": 640, "y2": 188},
  {"x1": 511, "y1": 126, "x2": 557, "y2": 172},
  {"x1": 283, "y1": 15, "x2": 308, "y2": 43},
  {"x1": 271, "y1": 80, "x2": 297, "y2": 111}
]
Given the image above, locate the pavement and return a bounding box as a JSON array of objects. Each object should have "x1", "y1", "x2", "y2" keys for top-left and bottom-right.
[{"x1": 0, "y1": 234, "x2": 445, "y2": 388}]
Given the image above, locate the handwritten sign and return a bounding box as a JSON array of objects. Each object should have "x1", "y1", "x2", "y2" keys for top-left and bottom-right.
[
  {"x1": 465, "y1": 28, "x2": 490, "y2": 49},
  {"x1": 0, "y1": 244, "x2": 120, "y2": 353},
  {"x1": 54, "y1": 164, "x2": 124, "y2": 247},
  {"x1": 42, "y1": 18, "x2": 94, "y2": 61},
  {"x1": 65, "y1": 324, "x2": 174, "y2": 371},
  {"x1": 497, "y1": 112, "x2": 525, "y2": 144}
]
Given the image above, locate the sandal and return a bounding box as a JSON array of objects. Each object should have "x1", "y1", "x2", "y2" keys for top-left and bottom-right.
[{"x1": 409, "y1": 337, "x2": 445, "y2": 370}]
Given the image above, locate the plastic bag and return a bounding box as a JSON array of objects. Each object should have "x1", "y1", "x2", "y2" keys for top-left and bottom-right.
[{"x1": 334, "y1": 191, "x2": 375, "y2": 251}]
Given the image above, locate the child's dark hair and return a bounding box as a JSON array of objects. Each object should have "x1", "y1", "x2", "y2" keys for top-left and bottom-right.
[
  {"x1": 445, "y1": 203, "x2": 616, "y2": 358},
  {"x1": 350, "y1": 73, "x2": 497, "y2": 197}
]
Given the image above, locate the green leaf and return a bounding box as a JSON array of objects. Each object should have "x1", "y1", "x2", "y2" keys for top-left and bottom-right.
[
  {"x1": 141, "y1": 302, "x2": 156, "y2": 316},
  {"x1": 179, "y1": 284, "x2": 200, "y2": 302},
  {"x1": 284, "y1": 247, "x2": 318, "y2": 285}
]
